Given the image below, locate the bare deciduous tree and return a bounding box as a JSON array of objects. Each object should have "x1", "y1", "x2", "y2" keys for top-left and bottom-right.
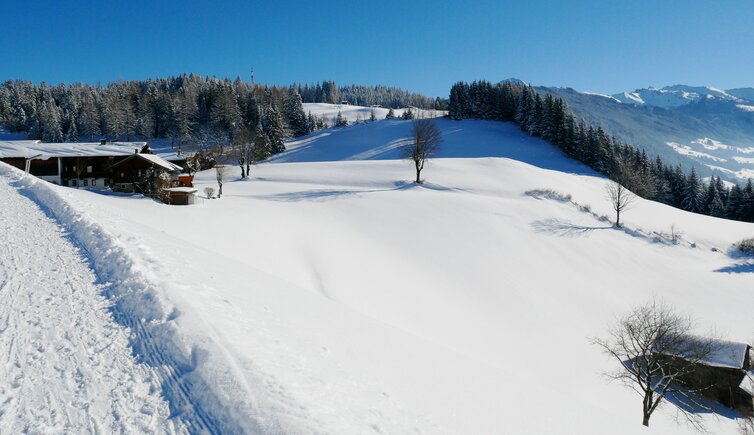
[
  {"x1": 592, "y1": 300, "x2": 716, "y2": 428},
  {"x1": 232, "y1": 127, "x2": 254, "y2": 179},
  {"x1": 401, "y1": 119, "x2": 442, "y2": 184},
  {"x1": 606, "y1": 180, "x2": 636, "y2": 227},
  {"x1": 215, "y1": 165, "x2": 229, "y2": 198}
]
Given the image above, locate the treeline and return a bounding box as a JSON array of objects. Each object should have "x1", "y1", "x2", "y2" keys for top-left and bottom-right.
[
  {"x1": 0, "y1": 75, "x2": 441, "y2": 158},
  {"x1": 0, "y1": 75, "x2": 303, "y2": 159},
  {"x1": 298, "y1": 81, "x2": 445, "y2": 109},
  {"x1": 448, "y1": 80, "x2": 754, "y2": 223}
]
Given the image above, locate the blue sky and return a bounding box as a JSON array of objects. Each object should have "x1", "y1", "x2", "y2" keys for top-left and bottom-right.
[{"x1": 1, "y1": 0, "x2": 753, "y2": 97}]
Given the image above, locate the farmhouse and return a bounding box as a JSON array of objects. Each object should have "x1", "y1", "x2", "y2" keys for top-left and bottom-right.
[
  {"x1": 0, "y1": 140, "x2": 183, "y2": 193},
  {"x1": 110, "y1": 152, "x2": 183, "y2": 192}
]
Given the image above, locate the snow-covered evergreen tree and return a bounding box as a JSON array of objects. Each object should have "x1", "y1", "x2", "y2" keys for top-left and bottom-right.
[
  {"x1": 335, "y1": 111, "x2": 348, "y2": 127},
  {"x1": 286, "y1": 89, "x2": 308, "y2": 136},
  {"x1": 680, "y1": 167, "x2": 704, "y2": 212},
  {"x1": 262, "y1": 105, "x2": 285, "y2": 154}
]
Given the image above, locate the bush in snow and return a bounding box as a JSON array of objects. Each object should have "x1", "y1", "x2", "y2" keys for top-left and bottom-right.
[
  {"x1": 734, "y1": 237, "x2": 754, "y2": 256},
  {"x1": 204, "y1": 187, "x2": 215, "y2": 199},
  {"x1": 524, "y1": 189, "x2": 572, "y2": 202}
]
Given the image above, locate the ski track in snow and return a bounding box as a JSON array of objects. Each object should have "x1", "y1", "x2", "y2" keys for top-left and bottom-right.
[
  {"x1": 1, "y1": 163, "x2": 317, "y2": 435},
  {"x1": 0, "y1": 175, "x2": 174, "y2": 434}
]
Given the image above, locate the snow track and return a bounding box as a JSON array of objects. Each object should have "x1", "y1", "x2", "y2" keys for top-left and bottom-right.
[
  {"x1": 0, "y1": 173, "x2": 173, "y2": 433},
  {"x1": 0, "y1": 163, "x2": 305, "y2": 434}
]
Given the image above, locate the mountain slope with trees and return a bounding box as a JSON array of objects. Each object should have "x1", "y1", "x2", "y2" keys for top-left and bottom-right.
[{"x1": 448, "y1": 80, "x2": 754, "y2": 223}]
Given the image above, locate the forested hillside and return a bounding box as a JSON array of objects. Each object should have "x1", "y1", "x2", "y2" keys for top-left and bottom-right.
[
  {"x1": 0, "y1": 75, "x2": 441, "y2": 158},
  {"x1": 448, "y1": 80, "x2": 754, "y2": 223}
]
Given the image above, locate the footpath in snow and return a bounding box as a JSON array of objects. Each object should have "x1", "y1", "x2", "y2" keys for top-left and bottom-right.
[{"x1": 0, "y1": 174, "x2": 174, "y2": 433}]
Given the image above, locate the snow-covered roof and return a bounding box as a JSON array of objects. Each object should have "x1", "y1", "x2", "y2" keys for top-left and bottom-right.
[
  {"x1": 740, "y1": 371, "x2": 754, "y2": 396},
  {"x1": 700, "y1": 340, "x2": 750, "y2": 369},
  {"x1": 655, "y1": 337, "x2": 750, "y2": 369},
  {"x1": 111, "y1": 153, "x2": 183, "y2": 172},
  {"x1": 0, "y1": 140, "x2": 146, "y2": 159},
  {"x1": 163, "y1": 187, "x2": 198, "y2": 193},
  {"x1": 135, "y1": 153, "x2": 184, "y2": 171}
]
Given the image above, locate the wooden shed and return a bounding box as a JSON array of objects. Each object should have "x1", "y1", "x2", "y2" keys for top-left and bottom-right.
[
  {"x1": 661, "y1": 339, "x2": 754, "y2": 413},
  {"x1": 162, "y1": 187, "x2": 198, "y2": 205}
]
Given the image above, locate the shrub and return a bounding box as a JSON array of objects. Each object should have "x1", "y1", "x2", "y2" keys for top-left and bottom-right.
[
  {"x1": 524, "y1": 189, "x2": 572, "y2": 202},
  {"x1": 734, "y1": 237, "x2": 754, "y2": 256},
  {"x1": 204, "y1": 187, "x2": 215, "y2": 199}
]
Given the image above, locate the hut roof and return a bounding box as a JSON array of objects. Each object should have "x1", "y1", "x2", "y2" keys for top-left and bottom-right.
[{"x1": 110, "y1": 153, "x2": 183, "y2": 172}]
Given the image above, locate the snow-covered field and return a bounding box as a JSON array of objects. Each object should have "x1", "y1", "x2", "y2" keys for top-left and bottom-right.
[
  {"x1": 2, "y1": 117, "x2": 753, "y2": 433},
  {"x1": 303, "y1": 102, "x2": 445, "y2": 125}
]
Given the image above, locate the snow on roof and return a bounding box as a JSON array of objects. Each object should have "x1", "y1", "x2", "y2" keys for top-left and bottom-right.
[
  {"x1": 135, "y1": 153, "x2": 184, "y2": 171},
  {"x1": 111, "y1": 153, "x2": 183, "y2": 172},
  {"x1": 699, "y1": 339, "x2": 750, "y2": 369},
  {"x1": 740, "y1": 371, "x2": 754, "y2": 396},
  {"x1": 163, "y1": 187, "x2": 198, "y2": 193},
  {"x1": 0, "y1": 140, "x2": 146, "y2": 159},
  {"x1": 655, "y1": 337, "x2": 750, "y2": 369}
]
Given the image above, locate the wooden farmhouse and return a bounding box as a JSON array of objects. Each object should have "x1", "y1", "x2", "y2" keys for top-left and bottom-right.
[
  {"x1": 0, "y1": 140, "x2": 192, "y2": 203},
  {"x1": 661, "y1": 339, "x2": 754, "y2": 413}
]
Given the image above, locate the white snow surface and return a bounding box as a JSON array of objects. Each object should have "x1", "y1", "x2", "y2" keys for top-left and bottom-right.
[
  {"x1": 2, "y1": 118, "x2": 754, "y2": 434},
  {"x1": 0, "y1": 141, "x2": 146, "y2": 159},
  {"x1": 0, "y1": 171, "x2": 174, "y2": 433},
  {"x1": 302, "y1": 102, "x2": 445, "y2": 125},
  {"x1": 612, "y1": 85, "x2": 741, "y2": 108}
]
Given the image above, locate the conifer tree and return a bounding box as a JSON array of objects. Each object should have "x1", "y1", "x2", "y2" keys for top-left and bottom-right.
[
  {"x1": 262, "y1": 105, "x2": 285, "y2": 154},
  {"x1": 335, "y1": 111, "x2": 348, "y2": 127},
  {"x1": 681, "y1": 167, "x2": 704, "y2": 212},
  {"x1": 287, "y1": 89, "x2": 308, "y2": 136}
]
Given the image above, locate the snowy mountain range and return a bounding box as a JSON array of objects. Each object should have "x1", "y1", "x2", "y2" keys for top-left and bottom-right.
[
  {"x1": 541, "y1": 84, "x2": 754, "y2": 181},
  {"x1": 611, "y1": 85, "x2": 750, "y2": 108}
]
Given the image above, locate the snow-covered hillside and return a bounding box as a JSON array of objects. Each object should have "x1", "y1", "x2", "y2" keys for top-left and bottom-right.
[
  {"x1": 2, "y1": 119, "x2": 753, "y2": 434},
  {"x1": 546, "y1": 86, "x2": 754, "y2": 181},
  {"x1": 302, "y1": 102, "x2": 445, "y2": 125},
  {"x1": 612, "y1": 85, "x2": 742, "y2": 108}
]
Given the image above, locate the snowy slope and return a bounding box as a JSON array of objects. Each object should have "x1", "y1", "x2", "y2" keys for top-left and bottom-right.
[
  {"x1": 0, "y1": 173, "x2": 175, "y2": 433},
  {"x1": 3, "y1": 119, "x2": 753, "y2": 434},
  {"x1": 545, "y1": 86, "x2": 754, "y2": 181},
  {"x1": 611, "y1": 85, "x2": 742, "y2": 108},
  {"x1": 302, "y1": 102, "x2": 445, "y2": 125}
]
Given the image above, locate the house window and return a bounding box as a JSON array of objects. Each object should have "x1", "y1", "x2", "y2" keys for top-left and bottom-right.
[
  {"x1": 83, "y1": 179, "x2": 88, "y2": 187},
  {"x1": 71, "y1": 179, "x2": 78, "y2": 187},
  {"x1": 87, "y1": 166, "x2": 92, "y2": 173}
]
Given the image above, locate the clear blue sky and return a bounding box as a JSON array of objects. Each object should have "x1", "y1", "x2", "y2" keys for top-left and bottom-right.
[{"x1": 2, "y1": 0, "x2": 753, "y2": 97}]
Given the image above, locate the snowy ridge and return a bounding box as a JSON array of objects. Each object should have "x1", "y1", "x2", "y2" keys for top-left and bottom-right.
[
  {"x1": 611, "y1": 85, "x2": 743, "y2": 108},
  {"x1": 0, "y1": 163, "x2": 315, "y2": 434}
]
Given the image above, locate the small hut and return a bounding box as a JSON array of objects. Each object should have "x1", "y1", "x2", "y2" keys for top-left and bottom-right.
[
  {"x1": 660, "y1": 339, "x2": 753, "y2": 413},
  {"x1": 162, "y1": 187, "x2": 198, "y2": 205}
]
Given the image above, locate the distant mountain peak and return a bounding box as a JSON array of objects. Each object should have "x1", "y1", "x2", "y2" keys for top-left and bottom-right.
[
  {"x1": 611, "y1": 84, "x2": 748, "y2": 108},
  {"x1": 499, "y1": 78, "x2": 526, "y2": 86}
]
